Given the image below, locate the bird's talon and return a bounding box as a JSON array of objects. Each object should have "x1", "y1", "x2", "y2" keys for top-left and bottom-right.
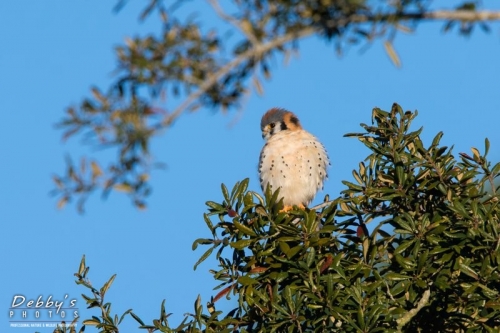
[
  {"x1": 279, "y1": 204, "x2": 306, "y2": 213},
  {"x1": 279, "y1": 205, "x2": 294, "y2": 213}
]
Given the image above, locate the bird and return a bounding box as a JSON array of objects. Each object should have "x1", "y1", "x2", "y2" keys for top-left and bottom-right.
[{"x1": 258, "y1": 108, "x2": 330, "y2": 211}]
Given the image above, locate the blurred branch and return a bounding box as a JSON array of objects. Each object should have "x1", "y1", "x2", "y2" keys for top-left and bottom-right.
[
  {"x1": 207, "y1": 0, "x2": 260, "y2": 45},
  {"x1": 347, "y1": 10, "x2": 500, "y2": 23},
  {"x1": 423, "y1": 9, "x2": 500, "y2": 21},
  {"x1": 162, "y1": 26, "x2": 316, "y2": 127},
  {"x1": 310, "y1": 200, "x2": 334, "y2": 210}
]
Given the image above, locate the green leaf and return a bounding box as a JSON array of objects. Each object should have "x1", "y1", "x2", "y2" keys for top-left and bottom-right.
[
  {"x1": 393, "y1": 217, "x2": 413, "y2": 233},
  {"x1": 459, "y1": 263, "x2": 479, "y2": 280},
  {"x1": 471, "y1": 147, "x2": 481, "y2": 161},
  {"x1": 192, "y1": 238, "x2": 213, "y2": 250},
  {"x1": 230, "y1": 180, "x2": 240, "y2": 202},
  {"x1": 233, "y1": 220, "x2": 257, "y2": 236},
  {"x1": 342, "y1": 180, "x2": 364, "y2": 191},
  {"x1": 394, "y1": 239, "x2": 415, "y2": 255},
  {"x1": 243, "y1": 191, "x2": 254, "y2": 206},
  {"x1": 271, "y1": 302, "x2": 290, "y2": 316},
  {"x1": 279, "y1": 241, "x2": 290, "y2": 254},
  {"x1": 236, "y1": 178, "x2": 250, "y2": 198},
  {"x1": 285, "y1": 245, "x2": 302, "y2": 259},
  {"x1": 82, "y1": 319, "x2": 101, "y2": 326},
  {"x1": 78, "y1": 255, "x2": 86, "y2": 276},
  {"x1": 130, "y1": 311, "x2": 145, "y2": 325},
  {"x1": 431, "y1": 131, "x2": 444, "y2": 147},
  {"x1": 230, "y1": 239, "x2": 253, "y2": 250},
  {"x1": 193, "y1": 246, "x2": 214, "y2": 270},
  {"x1": 395, "y1": 254, "x2": 417, "y2": 270},
  {"x1": 100, "y1": 274, "x2": 116, "y2": 296},
  {"x1": 352, "y1": 170, "x2": 364, "y2": 185},
  {"x1": 491, "y1": 162, "x2": 500, "y2": 177},
  {"x1": 383, "y1": 40, "x2": 401, "y2": 67},
  {"x1": 417, "y1": 249, "x2": 429, "y2": 272},
  {"x1": 221, "y1": 183, "x2": 230, "y2": 203},
  {"x1": 283, "y1": 285, "x2": 294, "y2": 313},
  {"x1": 305, "y1": 248, "x2": 316, "y2": 268},
  {"x1": 238, "y1": 275, "x2": 258, "y2": 286},
  {"x1": 118, "y1": 309, "x2": 133, "y2": 324},
  {"x1": 206, "y1": 201, "x2": 224, "y2": 211},
  {"x1": 478, "y1": 283, "x2": 499, "y2": 298},
  {"x1": 362, "y1": 238, "x2": 369, "y2": 262},
  {"x1": 203, "y1": 213, "x2": 214, "y2": 234},
  {"x1": 114, "y1": 183, "x2": 132, "y2": 193},
  {"x1": 251, "y1": 191, "x2": 265, "y2": 206},
  {"x1": 385, "y1": 272, "x2": 410, "y2": 281}
]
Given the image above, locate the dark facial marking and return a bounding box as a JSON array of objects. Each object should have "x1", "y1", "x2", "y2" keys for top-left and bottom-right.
[
  {"x1": 280, "y1": 121, "x2": 287, "y2": 131},
  {"x1": 289, "y1": 115, "x2": 299, "y2": 126}
]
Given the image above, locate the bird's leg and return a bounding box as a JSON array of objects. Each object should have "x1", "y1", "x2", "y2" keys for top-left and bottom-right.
[
  {"x1": 279, "y1": 203, "x2": 306, "y2": 212},
  {"x1": 280, "y1": 205, "x2": 293, "y2": 213}
]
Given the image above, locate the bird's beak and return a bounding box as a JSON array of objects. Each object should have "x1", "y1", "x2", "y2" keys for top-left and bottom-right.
[{"x1": 261, "y1": 127, "x2": 270, "y2": 140}]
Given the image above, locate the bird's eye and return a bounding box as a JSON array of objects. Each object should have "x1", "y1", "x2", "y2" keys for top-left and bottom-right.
[{"x1": 269, "y1": 123, "x2": 276, "y2": 129}]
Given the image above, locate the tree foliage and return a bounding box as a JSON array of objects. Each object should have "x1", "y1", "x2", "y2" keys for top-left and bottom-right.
[
  {"x1": 52, "y1": 0, "x2": 500, "y2": 212},
  {"x1": 73, "y1": 104, "x2": 500, "y2": 332}
]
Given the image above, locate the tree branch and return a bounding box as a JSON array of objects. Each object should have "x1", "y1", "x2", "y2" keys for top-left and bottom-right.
[
  {"x1": 396, "y1": 289, "x2": 431, "y2": 331},
  {"x1": 348, "y1": 9, "x2": 500, "y2": 23},
  {"x1": 161, "y1": 26, "x2": 316, "y2": 127},
  {"x1": 423, "y1": 9, "x2": 500, "y2": 21},
  {"x1": 310, "y1": 200, "x2": 334, "y2": 211},
  {"x1": 208, "y1": 0, "x2": 260, "y2": 46}
]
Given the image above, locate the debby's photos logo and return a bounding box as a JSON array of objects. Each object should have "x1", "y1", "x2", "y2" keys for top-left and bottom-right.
[{"x1": 8, "y1": 295, "x2": 79, "y2": 329}]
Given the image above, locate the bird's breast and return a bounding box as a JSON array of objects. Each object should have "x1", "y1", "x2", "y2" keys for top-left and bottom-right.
[{"x1": 258, "y1": 130, "x2": 329, "y2": 205}]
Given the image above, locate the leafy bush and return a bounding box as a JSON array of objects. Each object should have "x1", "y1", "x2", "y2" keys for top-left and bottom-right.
[{"x1": 74, "y1": 104, "x2": 500, "y2": 332}]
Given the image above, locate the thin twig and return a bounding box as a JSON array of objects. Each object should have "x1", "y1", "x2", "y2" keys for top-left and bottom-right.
[
  {"x1": 291, "y1": 217, "x2": 301, "y2": 226},
  {"x1": 310, "y1": 200, "x2": 335, "y2": 211},
  {"x1": 385, "y1": 280, "x2": 396, "y2": 302},
  {"x1": 208, "y1": 0, "x2": 259, "y2": 45}
]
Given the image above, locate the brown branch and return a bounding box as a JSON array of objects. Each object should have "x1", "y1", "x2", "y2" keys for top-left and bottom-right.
[{"x1": 423, "y1": 10, "x2": 500, "y2": 21}]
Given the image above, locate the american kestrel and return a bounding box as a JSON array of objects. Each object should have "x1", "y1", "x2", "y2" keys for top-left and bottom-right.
[{"x1": 258, "y1": 108, "x2": 330, "y2": 210}]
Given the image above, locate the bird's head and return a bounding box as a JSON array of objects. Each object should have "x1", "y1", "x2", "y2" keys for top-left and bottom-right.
[{"x1": 260, "y1": 108, "x2": 302, "y2": 140}]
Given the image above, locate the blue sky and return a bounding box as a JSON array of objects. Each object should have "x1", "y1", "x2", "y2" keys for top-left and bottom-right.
[{"x1": 1, "y1": 1, "x2": 500, "y2": 332}]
